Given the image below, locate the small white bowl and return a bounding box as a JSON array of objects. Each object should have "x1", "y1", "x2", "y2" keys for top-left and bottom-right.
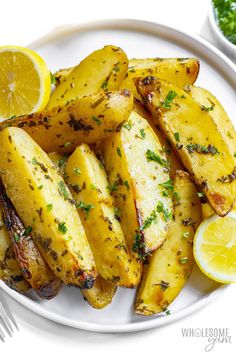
[{"x1": 209, "y1": 1, "x2": 236, "y2": 59}]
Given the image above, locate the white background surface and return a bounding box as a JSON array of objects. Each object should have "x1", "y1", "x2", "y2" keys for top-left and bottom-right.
[{"x1": 0, "y1": 0, "x2": 236, "y2": 352}]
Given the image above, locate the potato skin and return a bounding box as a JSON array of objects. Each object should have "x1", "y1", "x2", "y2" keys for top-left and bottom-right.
[
  {"x1": 0, "y1": 91, "x2": 133, "y2": 153},
  {"x1": 0, "y1": 210, "x2": 30, "y2": 294},
  {"x1": 103, "y1": 111, "x2": 173, "y2": 257},
  {"x1": 48, "y1": 45, "x2": 128, "y2": 108},
  {"x1": 81, "y1": 275, "x2": 116, "y2": 309},
  {"x1": 135, "y1": 170, "x2": 202, "y2": 315},
  {"x1": 136, "y1": 77, "x2": 236, "y2": 216},
  {"x1": 0, "y1": 182, "x2": 61, "y2": 299},
  {"x1": 120, "y1": 58, "x2": 200, "y2": 101},
  {"x1": 0, "y1": 127, "x2": 96, "y2": 288},
  {"x1": 65, "y1": 144, "x2": 141, "y2": 287}
]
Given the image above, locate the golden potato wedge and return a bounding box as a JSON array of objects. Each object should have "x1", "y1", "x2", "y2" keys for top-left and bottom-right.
[
  {"x1": 135, "y1": 170, "x2": 202, "y2": 315},
  {"x1": 81, "y1": 275, "x2": 117, "y2": 309},
  {"x1": 0, "y1": 209, "x2": 30, "y2": 294},
  {"x1": 0, "y1": 182, "x2": 61, "y2": 299},
  {"x1": 188, "y1": 86, "x2": 236, "y2": 159},
  {"x1": 135, "y1": 77, "x2": 236, "y2": 216},
  {"x1": 120, "y1": 58, "x2": 200, "y2": 101},
  {"x1": 47, "y1": 45, "x2": 128, "y2": 108},
  {"x1": 48, "y1": 151, "x2": 117, "y2": 305},
  {"x1": 0, "y1": 127, "x2": 96, "y2": 288},
  {"x1": 133, "y1": 101, "x2": 184, "y2": 178},
  {"x1": 0, "y1": 91, "x2": 133, "y2": 153},
  {"x1": 65, "y1": 144, "x2": 141, "y2": 287},
  {"x1": 103, "y1": 111, "x2": 173, "y2": 258}
]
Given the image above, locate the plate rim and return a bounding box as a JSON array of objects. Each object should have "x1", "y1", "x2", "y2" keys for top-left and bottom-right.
[
  {"x1": 0, "y1": 281, "x2": 228, "y2": 332},
  {"x1": 1, "y1": 18, "x2": 234, "y2": 333}
]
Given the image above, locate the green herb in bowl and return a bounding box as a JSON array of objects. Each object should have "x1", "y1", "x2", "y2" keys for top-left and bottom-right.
[{"x1": 213, "y1": 0, "x2": 236, "y2": 45}]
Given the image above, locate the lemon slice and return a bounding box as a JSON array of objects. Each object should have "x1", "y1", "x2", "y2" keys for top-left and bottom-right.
[
  {"x1": 0, "y1": 45, "x2": 51, "y2": 119},
  {"x1": 193, "y1": 211, "x2": 236, "y2": 283}
]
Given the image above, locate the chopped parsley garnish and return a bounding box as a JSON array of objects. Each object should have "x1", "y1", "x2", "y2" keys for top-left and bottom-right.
[
  {"x1": 164, "y1": 308, "x2": 171, "y2": 315},
  {"x1": 174, "y1": 132, "x2": 180, "y2": 142},
  {"x1": 76, "y1": 201, "x2": 94, "y2": 216},
  {"x1": 90, "y1": 184, "x2": 97, "y2": 190},
  {"x1": 58, "y1": 181, "x2": 69, "y2": 200},
  {"x1": 123, "y1": 180, "x2": 130, "y2": 190},
  {"x1": 38, "y1": 185, "x2": 43, "y2": 190},
  {"x1": 92, "y1": 115, "x2": 101, "y2": 125},
  {"x1": 58, "y1": 222, "x2": 67, "y2": 234},
  {"x1": 213, "y1": 0, "x2": 236, "y2": 45},
  {"x1": 31, "y1": 157, "x2": 48, "y2": 172},
  {"x1": 14, "y1": 234, "x2": 20, "y2": 243},
  {"x1": 113, "y1": 65, "x2": 120, "y2": 73},
  {"x1": 140, "y1": 129, "x2": 146, "y2": 139},
  {"x1": 23, "y1": 226, "x2": 32, "y2": 236},
  {"x1": 197, "y1": 192, "x2": 204, "y2": 198},
  {"x1": 64, "y1": 141, "x2": 71, "y2": 148},
  {"x1": 106, "y1": 182, "x2": 118, "y2": 193},
  {"x1": 141, "y1": 210, "x2": 157, "y2": 231},
  {"x1": 146, "y1": 149, "x2": 169, "y2": 169},
  {"x1": 50, "y1": 72, "x2": 56, "y2": 85},
  {"x1": 73, "y1": 167, "x2": 81, "y2": 175},
  {"x1": 161, "y1": 90, "x2": 177, "y2": 109},
  {"x1": 116, "y1": 147, "x2": 122, "y2": 157},
  {"x1": 47, "y1": 204, "x2": 53, "y2": 212},
  {"x1": 156, "y1": 201, "x2": 172, "y2": 221},
  {"x1": 65, "y1": 235, "x2": 72, "y2": 242},
  {"x1": 32, "y1": 157, "x2": 38, "y2": 165},
  {"x1": 159, "y1": 179, "x2": 174, "y2": 197},
  {"x1": 101, "y1": 80, "x2": 108, "y2": 90},
  {"x1": 58, "y1": 155, "x2": 67, "y2": 168},
  {"x1": 173, "y1": 191, "x2": 180, "y2": 202},
  {"x1": 179, "y1": 257, "x2": 188, "y2": 264},
  {"x1": 123, "y1": 121, "x2": 132, "y2": 130},
  {"x1": 132, "y1": 232, "x2": 145, "y2": 258},
  {"x1": 186, "y1": 143, "x2": 219, "y2": 155}
]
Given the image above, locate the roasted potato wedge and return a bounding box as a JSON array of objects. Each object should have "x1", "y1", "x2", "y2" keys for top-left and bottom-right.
[
  {"x1": 48, "y1": 151, "x2": 117, "y2": 305},
  {"x1": 188, "y1": 86, "x2": 236, "y2": 159},
  {"x1": 0, "y1": 91, "x2": 133, "y2": 153},
  {"x1": 120, "y1": 58, "x2": 200, "y2": 101},
  {"x1": 81, "y1": 275, "x2": 116, "y2": 309},
  {"x1": 0, "y1": 182, "x2": 61, "y2": 299},
  {"x1": 136, "y1": 77, "x2": 236, "y2": 216},
  {"x1": 103, "y1": 111, "x2": 173, "y2": 258},
  {"x1": 65, "y1": 144, "x2": 141, "y2": 287},
  {"x1": 135, "y1": 170, "x2": 202, "y2": 315},
  {"x1": 0, "y1": 209, "x2": 30, "y2": 294},
  {"x1": 0, "y1": 127, "x2": 96, "y2": 288},
  {"x1": 48, "y1": 45, "x2": 128, "y2": 108}
]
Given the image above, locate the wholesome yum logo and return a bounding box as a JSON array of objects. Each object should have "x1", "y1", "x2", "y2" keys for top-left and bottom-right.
[{"x1": 181, "y1": 328, "x2": 232, "y2": 351}]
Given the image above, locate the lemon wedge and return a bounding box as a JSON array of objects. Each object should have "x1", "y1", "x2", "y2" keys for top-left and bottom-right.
[
  {"x1": 193, "y1": 211, "x2": 236, "y2": 283},
  {"x1": 0, "y1": 45, "x2": 51, "y2": 119}
]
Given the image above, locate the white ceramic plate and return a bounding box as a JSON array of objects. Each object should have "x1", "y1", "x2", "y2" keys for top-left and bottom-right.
[{"x1": 1, "y1": 19, "x2": 235, "y2": 333}]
